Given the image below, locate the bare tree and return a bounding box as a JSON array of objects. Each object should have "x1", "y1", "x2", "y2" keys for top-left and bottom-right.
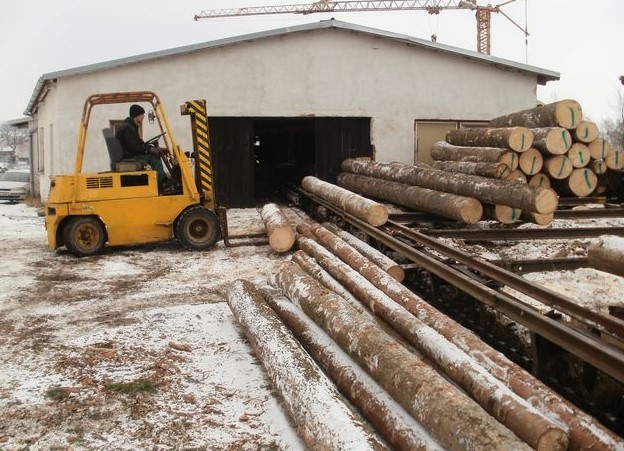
[
  {"x1": 0, "y1": 123, "x2": 28, "y2": 152},
  {"x1": 601, "y1": 88, "x2": 624, "y2": 148}
]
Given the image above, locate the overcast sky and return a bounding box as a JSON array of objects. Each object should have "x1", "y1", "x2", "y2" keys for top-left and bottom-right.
[{"x1": 1, "y1": 0, "x2": 622, "y2": 125}]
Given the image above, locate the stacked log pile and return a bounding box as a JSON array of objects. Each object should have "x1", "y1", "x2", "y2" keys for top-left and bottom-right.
[{"x1": 226, "y1": 222, "x2": 624, "y2": 450}]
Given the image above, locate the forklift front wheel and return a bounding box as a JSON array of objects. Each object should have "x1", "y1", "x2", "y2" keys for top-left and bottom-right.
[
  {"x1": 63, "y1": 216, "x2": 106, "y2": 257},
  {"x1": 175, "y1": 206, "x2": 221, "y2": 251}
]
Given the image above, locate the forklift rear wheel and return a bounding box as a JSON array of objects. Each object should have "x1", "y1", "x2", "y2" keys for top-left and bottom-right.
[
  {"x1": 175, "y1": 206, "x2": 221, "y2": 251},
  {"x1": 63, "y1": 216, "x2": 106, "y2": 257}
]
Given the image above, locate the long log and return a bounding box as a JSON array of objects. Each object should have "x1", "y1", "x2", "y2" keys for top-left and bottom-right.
[
  {"x1": 531, "y1": 127, "x2": 572, "y2": 155},
  {"x1": 566, "y1": 142, "x2": 591, "y2": 168},
  {"x1": 431, "y1": 141, "x2": 518, "y2": 169},
  {"x1": 587, "y1": 235, "x2": 624, "y2": 277},
  {"x1": 446, "y1": 127, "x2": 533, "y2": 152},
  {"x1": 260, "y1": 286, "x2": 443, "y2": 451},
  {"x1": 605, "y1": 148, "x2": 624, "y2": 170},
  {"x1": 323, "y1": 222, "x2": 405, "y2": 282},
  {"x1": 337, "y1": 172, "x2": 483, "y2": 224},
  {"x1": 488, "y1": 99, "x2": 583, "y2": 129},
  {"x1": 227, "y1": 279, "x2": 387, "y2": 450},
  {"x1": 588, "y1": 138, "x2": 612, "y2": 160},
  {"x1": 270, "y1": 260, "x2": 533, "y2": 451},
  {"x1": 296, "y1": 234, "x2": 567, "y2": 450},
  {"x1": 431, "y1": 160, "x2": 510, "y2": 178},
  {"x1": 304, "y1": 221, "x2": 623, "y2": 450},
  {"x1": 341, "y1": 158, "x2": 558, "y2": 214},
  {"x1": 301, "y1": 175, "x2": 388, "y2": 226},
  {"x1": 552, "y1": 168, "x2": 597, "y2": 198},
  {"x1": 260, "y1": 203, "x2": 295, "y2": 253},
  {"x1": 543, "y1": 155, "x2": 573, "y2": 179},
  {"x1": 573, "y1": 120, "x2": 599, "y2": 143},
  {"x1": 518, "y1": 147, "x2": 543, "y2": 175}
]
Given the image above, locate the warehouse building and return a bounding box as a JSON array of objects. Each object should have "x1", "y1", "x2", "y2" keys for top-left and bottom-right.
[{"x1": 26, "y1": 19, "x2": 558, "y2": 205}]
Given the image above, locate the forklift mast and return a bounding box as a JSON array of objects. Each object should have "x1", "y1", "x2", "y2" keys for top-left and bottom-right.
[{"x1": 181, "y1": 99, "x2": 216, "y2": 210}]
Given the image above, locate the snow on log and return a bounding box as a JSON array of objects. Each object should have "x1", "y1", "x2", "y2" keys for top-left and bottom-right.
[
  {"x1": 543, "y1": 155, "x2": 573, "y2": 180},
  {"x1": 431, "y1": 141, "x2": 518, "y2": 170},
  {"x1": 301, "y1": 175, "x2": 388, "y2": 226},
  {"x1": 528, "y1": 173, "x2": 551, "y2": 189},
  {"x1": 488, "y1": 99, "x2": 583, "y2": 129},
  {"x1": 446, "y1": 126, "x2": 533, "y2": 152},
  {"x1": 260, "y1": 286, "x2": 443, "y2": 451},
  {"x1": 269, "y1": 261, "x2": 532, "y2": 451},
  {"x1": 588, "y1": 138, "x2": 612, "y2": 160},
  {"x1": 552, "y1": 168, "x2": 597, "y2": 197},
  {"x1": 531, "y1": 127, "x2": 572, "y2": 155},
  {"x1": 587, "y1": 235, "x2": 624, "y2": 278},
  {"x1": 518, "y1": 147, "x2": 544, "y2": 175},
  {"x1": 323, "y1": 222, "x2": 405, "y2": 282},
  {"x1": 336, "y1": 172, "x2": 483, "y2": 224},
  {"x1": 566, "y1": 143, "x2": 591, "y2": 168},
  {"x1": 605, "y1": 148, "x2": 624, "y2": 170},
  {"x1": 431, "y1": 160, "x2": 510, "y2": 179},
  {"x1": 304, "y1": 221, "x2": 621, "y2": 450},
  {"x1": 483, "y1": 204, "x2": 522, "y2": 224},
  {"x1": 227, "y1": 279, "x2": 387, "y2": 450},
  {"x1": 341, "y1": 158, "x2": 558, "y2": 214},
  {"x1": 573, "y1": 120, "x2": 599, "y2": 143},
  {"x1": 260, "y1": 203, "x2": 295, "y2": 253}
]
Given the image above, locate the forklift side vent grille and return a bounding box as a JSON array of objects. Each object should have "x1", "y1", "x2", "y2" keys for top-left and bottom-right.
[{"x1": 86, "y1": 177, "x2": 114, "y2": 189}]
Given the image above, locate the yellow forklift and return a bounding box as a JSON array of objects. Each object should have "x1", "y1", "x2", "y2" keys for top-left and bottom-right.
[{"x1": 45, "y1": 91, "x2": 249, "y2": 256}]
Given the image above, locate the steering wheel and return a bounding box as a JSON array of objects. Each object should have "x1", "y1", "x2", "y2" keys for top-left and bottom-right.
[{"x1": 145, "y1": 132, "x2": 167, "y2": 146}]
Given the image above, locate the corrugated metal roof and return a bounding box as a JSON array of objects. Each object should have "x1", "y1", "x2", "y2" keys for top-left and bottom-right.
[{"x1": 24, "y1": 19, "x2": 559, "y2": 116}]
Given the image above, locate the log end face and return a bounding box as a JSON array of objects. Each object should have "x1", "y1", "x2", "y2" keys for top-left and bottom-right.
[
  {"x1": 510, "y1": 127, "x2": 534, "y2": 152},
  {"x1": 367, "y1": 205, "x2": 389, "y2": 227},
  {"x1": 536, "y1": 428, "x2": 569, "y2": 451},
  {"x1": 269, "y1": 228, "x2": 296, "y2": 253},
  {"x1": 555, "y1": 99, "x2": 583, "y2": 129},
  {"x1": 387, "y1": 265, "x2": 406, "y2": 283},
  {"x1": 534, "y1": 188, "x2": 559, "y2": 214},
  {"x1": 460, "y1": 199, "x2": 483, "y2": 224}
]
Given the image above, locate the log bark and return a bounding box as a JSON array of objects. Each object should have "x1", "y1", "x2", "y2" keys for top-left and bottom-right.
[
  {"x1": 589, "y1": 159, "x2": 608, "y2": 175},
  {"x1": 227, "y1": 279, "x2": 386, "y2": 450},
  {"x1": 605, "y1": 148, "x2": 624, "y2": 170},
  {"x1": 301, "y1": 175, "x2": 388, "y2": 226},
  {"x1": 304, "y1": 221, "x2": 621, "y2": 450},
  {"x1": 518, "y1": 147, "x2": 544, "y2": 175},
  {"x1": 488, "y1": 99, "x2": 583, "y2": 129},
  {"x1": 504, "y1": 169, "x2": 528, "y2": 183},
  {"x1": 431, "y1": 141, "x2": 518, "y2": 169},
  {"x1": 483, "y1": 204, "x2": 522, "y2": 224},
  {"x1": 573, "y1": 120, "x2": 599, "y2": 143},
  {"x1": 528, "y1": 173, "x2": 551, "y2": 188},
  {"x1": 531, "y1": 127, "x2": 572, "y2": 155},
  {"x1": 260, "y1": 203, "x2": 295, "y2": 253},
  {"x1": 588, "y1": 138, "x2": 612, "y2": 160},
  {"x1": 431, "y1": 160, "x2": 510, "y2": 178},
  {"x1": 323, "y1": 222, "x2": 405, "y2": 282},
  {"x1": 566, "y1": 143, "x2": 591, "y2": 168},
  {"x1": 270, "y1": 260, "x2": 534, "y2": 451},
  {"x1": 587, "y1": 235, "x2": 624, "y2": 277},
  {"x1": 544, "y1": 155, "x2": 573, "y2": 179},
  {"x1": 521, "y1": 211, "x2": 554, "y2": 225},
  {"x1": 341, "y1": 158, "x2": 558, "y2": 214},
  {"x1": 337, "y1": 172, "x2": 483, "y2": 224},
  {"x1": 446, "y1": 126, "x2": 533, "y2": 152},
  {"x1": 260, "y1": 286, "x2": 443, "y2": 451}
]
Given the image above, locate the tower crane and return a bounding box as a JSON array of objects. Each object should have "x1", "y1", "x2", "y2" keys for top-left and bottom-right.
[{"x1": 194, "y1": 0, "x2": 528, "y2": 55}]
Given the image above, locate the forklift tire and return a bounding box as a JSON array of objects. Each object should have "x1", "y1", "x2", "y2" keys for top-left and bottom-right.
[
  {"x1": 63, "y1": 216, "x2": 106, "y2": 257},
  {"x1": 175, "y1": 206, "x2": 221, "y2": 251}
]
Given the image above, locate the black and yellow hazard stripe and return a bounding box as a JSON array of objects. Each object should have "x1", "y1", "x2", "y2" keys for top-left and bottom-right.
[{"x1": 184, "y1": 100, "x2": 215, "y2": 207}]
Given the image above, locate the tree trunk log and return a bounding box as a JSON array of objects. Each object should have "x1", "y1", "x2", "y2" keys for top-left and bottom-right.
[
  {"x1": 323, "y1": 222, "x2": 405, "y2": 282},
  {"x1": 588, "y1": 138, "x2": 612, "y2": 160},
  {"x1": 431, "y1": 141, "x2": 518, "y2": 169},
  {"x1": 531, "y1": 127, "x2": 573, "y2": 155},
  {"x1": 589, "y1": 159, "x2": 608, "y2": 175},
  {"x1": 605, "y1": 148, "x2": 624, "y2": 170},
  {"x1": 573, "y1": 120, "x2": 599, "y2": 143},
  {"x1": 488, "y1": 99, "x2": 583, "y2": 129},
  {"x1": 227, "y1": 279, "x2": 387, "y2": 450},
  {"x1": 301, "y1": 175, "x2": 388, "y2": 226},
  {"x1": 337, "y1": 172, "x2": 483, "y2": 224},
  {"x1": 304, "y1": 222, "x2": 623, "y2": 450},
  {"x1": 431, "y1": 160, "x2": 510, "y2": 178},
  {"x1": 260, "y1": 203, "x2": 295, "y2": 253},
  {"x1": 566, "y1": 143, "x2": 591, "y2": 168},
  {"x1": 518, "y1": 147, "x2": 544, "y2": 175},
  {"x1": 528, "y1": 173, "x2": 551, "y2": 188},
  {"x1": 587, "y1": 235, "x2": 624, "y2": 277},
  {"x1": 521, "y1": 211, "x2": 554, "y2": 225},
  {"x1": 544, "y1": 155, "x2": 573, "y2": 179},
  {"x1": 270, "y1": 260, "x2": 534, "y2": 451},
  {"x1": 446, "y1": 126, "x2": 533, "y2": 152},
  {"x1": 341, "y1": 158, "x2": 558, "y2": 214},
  {"x1": 504, "y1": 169, "x2": 528, "y2": 183},
  {"x1": 553, "y1": 168, "x2": 598, "y2": 197},
  {"x1": 484, "y1": 204, "x2": 522, "y2": 223},
  {"x1": 260, "y1": 286, "x2": 443, "y2": 451}
]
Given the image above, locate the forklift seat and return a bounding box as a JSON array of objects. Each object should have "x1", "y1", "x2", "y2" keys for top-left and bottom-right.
[{"x1": 102, "y1": 128, "x2": 145, "y2": 172}]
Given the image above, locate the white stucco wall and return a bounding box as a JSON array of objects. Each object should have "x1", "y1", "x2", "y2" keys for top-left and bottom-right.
[{"x1": 33, "y1": 26, "x2": 540, "y2": 200}]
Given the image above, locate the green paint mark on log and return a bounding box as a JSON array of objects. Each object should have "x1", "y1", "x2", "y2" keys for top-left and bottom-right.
[
  {"x1": 584, "y1": 169, "x2": 591, "y2": 188},
  {"x1": 569, "y1": 107, "x2": 576, "y2": 127},
  {"x1": 512, "y1": 208, "x2": 520, "y2": 220},
  {"x1": 530, "y1": 158, "x2": 536, "y2": 174},
  {"x1": 561, "y1": 130, "x2": 569, "y2": 149}
]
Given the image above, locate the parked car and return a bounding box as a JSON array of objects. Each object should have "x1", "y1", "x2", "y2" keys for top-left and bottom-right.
[{"x1": 0, "y1": 168, "x2": 30, "y2": 202}]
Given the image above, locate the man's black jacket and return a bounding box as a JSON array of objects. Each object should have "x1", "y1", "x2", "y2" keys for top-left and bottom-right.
[{"x1": 115, "y1": 117, "x2": 149, "y2": 158}]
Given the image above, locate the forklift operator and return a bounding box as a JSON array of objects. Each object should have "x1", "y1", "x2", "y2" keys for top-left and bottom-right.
[{"x1": 115, "y1": 104, "x2": 168, "y2": 189}]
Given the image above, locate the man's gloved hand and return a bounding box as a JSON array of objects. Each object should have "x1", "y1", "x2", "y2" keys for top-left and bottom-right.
[{"x1": 149, "y1": 147, "x2": 164, "y2": 157}]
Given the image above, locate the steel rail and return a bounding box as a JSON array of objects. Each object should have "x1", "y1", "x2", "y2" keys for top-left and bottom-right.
[
  {"x1": 424, "y1": 226, "x2": 624, "y2": 240},
  {"x1": 554, "y1": 208, "x2": 624, "y2": 219},
  {"x1": 302, "y1": 191, "x2": 624, "y2": 384},
  {"x1": 489, "y1": 257, "x2": 588, "y2": 273}
]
